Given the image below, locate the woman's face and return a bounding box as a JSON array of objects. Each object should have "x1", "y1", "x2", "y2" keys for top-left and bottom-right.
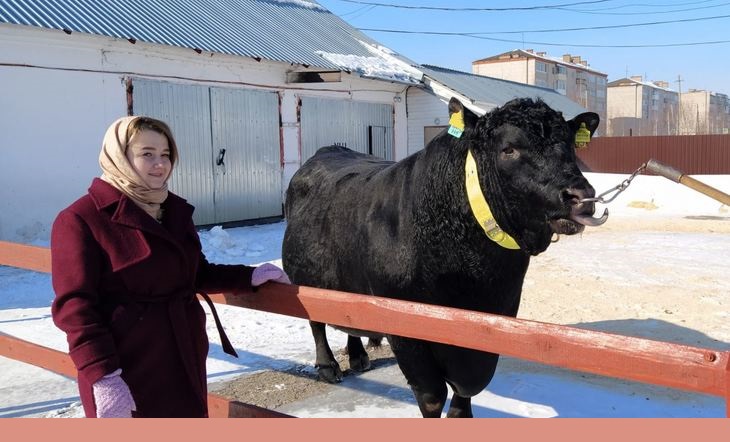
[{"x1": 125, "y1": 129, "x2": 172, "y2": 189}]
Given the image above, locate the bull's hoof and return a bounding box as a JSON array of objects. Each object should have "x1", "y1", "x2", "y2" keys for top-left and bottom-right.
[
  {"x1": 349, "y1": 353, "x2": 371, "y2": 372},
  {"x1": 316, "y1": 361, "x2": 343, "y2": 383}
]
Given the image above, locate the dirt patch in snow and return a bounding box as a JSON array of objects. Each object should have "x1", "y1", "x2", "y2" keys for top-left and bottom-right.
[{"x1": 211, "y1": 343, "x2": 396, "y2": 410}]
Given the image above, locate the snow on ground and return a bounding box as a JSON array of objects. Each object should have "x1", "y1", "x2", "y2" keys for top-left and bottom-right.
[{"x1": 0, "y1": 172, "x2": 728, "y2": 418}]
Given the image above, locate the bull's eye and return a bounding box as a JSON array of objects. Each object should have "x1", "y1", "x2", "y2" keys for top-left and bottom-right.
[{"x1": 500, "y1": 146, "x2": 520, "y2": 160}]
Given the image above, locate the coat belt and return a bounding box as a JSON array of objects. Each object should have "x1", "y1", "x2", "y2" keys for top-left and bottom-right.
[
  {"x1": 104, "y1": 290, "x2": 238, "y2": 357},
  {"x1": 196, "y1": 291, "x2": 238, "y2": 357}
]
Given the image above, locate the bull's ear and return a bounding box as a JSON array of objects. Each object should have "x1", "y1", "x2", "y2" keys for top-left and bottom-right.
[
  {"x1": 447, "y1": 97, "x2": 478, "y2": 138},
  {"x1": 568, "y1": 112, "x2": 599, "y2": 149}
]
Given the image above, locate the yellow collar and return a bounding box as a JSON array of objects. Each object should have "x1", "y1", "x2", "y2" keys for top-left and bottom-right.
[{"x1": 464, "y1": 149, "x2": 520, "y2": 250}]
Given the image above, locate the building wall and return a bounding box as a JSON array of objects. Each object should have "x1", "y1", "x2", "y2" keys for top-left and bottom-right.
[
  {"x1": 0, "y1": 23, "x2": 408, "y2": 242},
  {"x1": 607, "y1": 81, "x2": 681, "y2": 136},
  {"x1": 405, "y1": 88, "x2": 450, "y2": 156},
  {"x1": 607, "y1": 85, "x2": 640, "y2": 136},
  {"x1": 679, "y1": 90, "x2": 730, "y2": 135},
  {"x1": 473, "y1": 59, "x2": 531, "y2": 84}
]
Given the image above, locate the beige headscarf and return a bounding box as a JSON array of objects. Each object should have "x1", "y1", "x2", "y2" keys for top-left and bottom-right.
[{"x1": 99, "y1": 116, "x2": 176, "y2": 221}]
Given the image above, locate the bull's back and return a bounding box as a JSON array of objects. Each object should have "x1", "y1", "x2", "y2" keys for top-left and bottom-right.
[
  {"x1": 283, "y1": 146, "x2": 400, "y2": 289},
  {"x1": 285, "y1": 146, "x2": 391, "y2": 211}
]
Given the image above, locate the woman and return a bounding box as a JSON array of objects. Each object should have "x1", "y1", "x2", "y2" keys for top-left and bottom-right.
[{"x1": 51, "y1": 116, "x2": 289, "y2": 418}]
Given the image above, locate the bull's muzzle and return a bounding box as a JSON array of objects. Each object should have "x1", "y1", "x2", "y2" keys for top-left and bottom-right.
[{"x1": 563, "y1": 187, "x2": 609, "y2": 227}]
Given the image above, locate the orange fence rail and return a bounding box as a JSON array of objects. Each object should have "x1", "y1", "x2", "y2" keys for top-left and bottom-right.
[
  {"x1": 1, "y1": 240, "x2": 729, "y2": 417},
  {"x1": 0, "y1": 332, "x2": 290, "y2": 418}
]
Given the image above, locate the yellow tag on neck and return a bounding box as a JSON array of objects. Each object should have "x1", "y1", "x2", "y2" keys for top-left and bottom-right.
[
  {"x1": 464, "y1": 150, "x2": 520, "y2": 250},
  {"x1": 575, "y1": 122, "x2": 591, "y2": 149}
]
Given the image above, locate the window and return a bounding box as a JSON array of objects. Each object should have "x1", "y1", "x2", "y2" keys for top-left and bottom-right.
[
  {"x1": 555, "y1": 79, "x2": 566, "y2": 93},
  {"x1": 536, "y1": 62, "x2": 547, "y2": 73}
]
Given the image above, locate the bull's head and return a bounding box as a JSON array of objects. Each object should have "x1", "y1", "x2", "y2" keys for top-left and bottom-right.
[{"x1": 449, "y1": 97, "x2": 605, "y2": 255}]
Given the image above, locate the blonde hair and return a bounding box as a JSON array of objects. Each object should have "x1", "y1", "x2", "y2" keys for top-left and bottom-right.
[{"x1": 126, "y1": 116, "x2": 179, "y2": 167}]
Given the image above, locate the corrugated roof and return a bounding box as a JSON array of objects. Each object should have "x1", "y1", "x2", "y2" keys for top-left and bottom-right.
[
  {"x1": 420, "y1": 64, "x2": 589, "y2": 119},
  {"x1": 0, "y1": 0, "x2": 421, "y2": 82}
]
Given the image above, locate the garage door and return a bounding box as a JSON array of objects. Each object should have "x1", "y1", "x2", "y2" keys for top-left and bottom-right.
[
  {"x1": 132, "y1": 79, "x2": 281, "y2": 225},
  {"x1": 300, "y1": 97, "x2": 393, "y2": 163}
]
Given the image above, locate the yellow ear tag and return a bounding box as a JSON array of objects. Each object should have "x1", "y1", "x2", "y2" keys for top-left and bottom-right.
[
  {"x1": 575, "y1": 122, "x2": 591, "y2": 149},
  {"x1": 448, "y1": 110, "x2": 465, "y2": 138}
]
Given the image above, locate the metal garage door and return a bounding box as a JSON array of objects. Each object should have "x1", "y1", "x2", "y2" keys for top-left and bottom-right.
[
  {"x1": 300, "y1": 97, "x2": 393, "y2": 163},
  {"x1": 132, "y1": 79, "x2": 281, "y2": 225}
]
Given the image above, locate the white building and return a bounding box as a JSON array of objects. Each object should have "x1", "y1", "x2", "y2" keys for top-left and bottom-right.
[{"x1": 0, "y1": 0, "x2": 419, "y2": 242}]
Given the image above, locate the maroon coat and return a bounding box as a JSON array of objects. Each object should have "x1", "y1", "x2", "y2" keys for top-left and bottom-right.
[{"x1": 51, "y1": 178, "x2": 254, "y2": 418}]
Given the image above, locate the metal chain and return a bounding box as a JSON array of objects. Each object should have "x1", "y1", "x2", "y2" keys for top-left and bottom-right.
[{"x1": 580, "y1": 162, "x2": 648, "y2": 205}]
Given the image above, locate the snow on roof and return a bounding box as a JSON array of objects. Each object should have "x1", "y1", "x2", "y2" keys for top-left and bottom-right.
[
  {"x1": 268, "y1": 0, "x2": 325, "y2": 9},
  {"x1": 317, "y1": 41, "x2": 424, "y2": 84}
]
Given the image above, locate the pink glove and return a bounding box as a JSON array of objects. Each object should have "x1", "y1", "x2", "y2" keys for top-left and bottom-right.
[
  {"x1": 92, "y1": 369, "x2": 136, "y2": 418},
  {"x1": 251, "y1": 262, "x2": 291, "y2": 287}
]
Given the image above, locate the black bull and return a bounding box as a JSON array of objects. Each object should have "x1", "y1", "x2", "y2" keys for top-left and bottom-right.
[{"x1": 282, "y1": 97, "x2": 604, "y2": 417}]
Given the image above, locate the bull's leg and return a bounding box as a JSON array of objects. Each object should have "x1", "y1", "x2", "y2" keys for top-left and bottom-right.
[
  {"x1": 411, "y1": 383, "x2": 448, "y2": 418},
  {"x1": 446, "y1": 395, "x2": 473, "y2": 418},
  {"x1": 366, "y1": 337, "x2": 383, "y2": 348},
  {"x1": 345, "y1": 335, "x2": 371, "y2": 372},
  {"x1": 388, "y1": 336, "x2": 448, "y2": 418},
  {"x1": 309, "y1": 321, "x2": 343, "y2": 383}
]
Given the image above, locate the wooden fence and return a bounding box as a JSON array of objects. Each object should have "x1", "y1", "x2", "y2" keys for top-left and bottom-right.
[
  {"x1": 578, "y1": 134, "x2": 730, "y2": 175},
  {"x1": 1, "y1": 240, "x2": 729, "y2": 418}
]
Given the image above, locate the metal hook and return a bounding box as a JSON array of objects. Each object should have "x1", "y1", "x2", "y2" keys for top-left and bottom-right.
[
  {"x1": 580, "y1": 208, "x2": 609, "y2": 226},
  {"x1": 591, "y1": 208, "x2": 609, "y2": 225}
]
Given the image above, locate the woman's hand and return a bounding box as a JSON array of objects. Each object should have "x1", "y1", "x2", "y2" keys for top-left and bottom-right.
[
  {"x1": 92, "y1": 369, "x2": 136, "y2": 418},
  {"x1": 251, "y1": 263, "x2": 291, "y2": 287}
]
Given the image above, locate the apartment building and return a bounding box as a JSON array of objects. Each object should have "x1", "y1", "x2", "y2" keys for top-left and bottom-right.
[
  {"x1": 606, "y1": 76, "x2": 679, "y2": 136},
  {"x1": 472, "y1": 49, "x2": 608, "y2": 135},
  {"x1": 679, "y1": 89, "x2": 730, "y2": 135}
]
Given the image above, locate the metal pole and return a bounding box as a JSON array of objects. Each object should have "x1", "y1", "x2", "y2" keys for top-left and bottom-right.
[{"x1": 646, "y1": 159, "x2": 730, "y2": 206}]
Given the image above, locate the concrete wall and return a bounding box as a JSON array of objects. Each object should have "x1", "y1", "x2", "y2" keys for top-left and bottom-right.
[
  {"x1": 607, "y1": 85, "x2": 643, "y2": 136},
  {"x1": 0, "y1": 24, "x2": 409, "y2": 242},
  {"x1": 473, "y1": 59, "x2": 530, "y2": 84}
]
